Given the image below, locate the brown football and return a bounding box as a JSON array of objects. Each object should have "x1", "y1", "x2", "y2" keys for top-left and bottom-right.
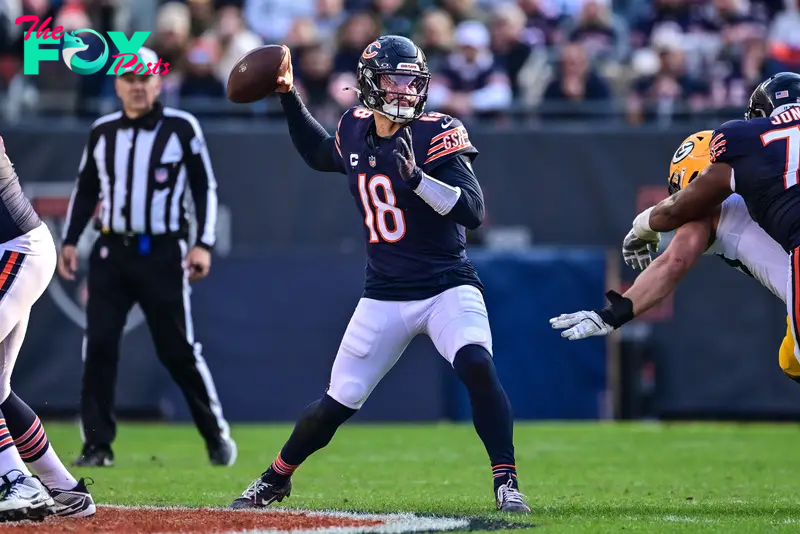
[{"x1": 227, "y1": 45, "x2": 288, "y2": 103}]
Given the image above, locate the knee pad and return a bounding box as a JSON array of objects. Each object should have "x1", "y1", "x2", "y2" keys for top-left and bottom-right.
[{"x1": 327, "y1": 379, "x2": 369, "y2": 410}]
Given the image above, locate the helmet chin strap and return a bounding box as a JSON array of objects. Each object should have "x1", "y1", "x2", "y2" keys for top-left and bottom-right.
[
  {"x1": 344, "y1": 85, "x2": 418, "y2": 123},
  {"x1": 377, "y1": 105, "x2": 414, "y2": 123}
]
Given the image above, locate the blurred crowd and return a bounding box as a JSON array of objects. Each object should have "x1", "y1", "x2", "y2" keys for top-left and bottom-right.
[{"x1": 0, "y1": 0, "x2": 797, "y2": 125}]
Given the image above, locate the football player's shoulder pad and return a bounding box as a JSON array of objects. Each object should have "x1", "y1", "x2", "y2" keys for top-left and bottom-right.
[
  {"x1": 710, "y1": 119, "x2": 751, "y2": 164},
  {"x1": 412, "y1": 111, "x2": 479, "y2": 173},
  {"x1": 335, "y1": 106, "x2": 374, "y2": 154},
  {"x1": 337, "y1": 106, "x2": 374, "y2": 131}
]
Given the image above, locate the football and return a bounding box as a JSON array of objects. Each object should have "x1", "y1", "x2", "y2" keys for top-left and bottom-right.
[{"x1": 227, "y1": 45, "x2": 288, "y2": 104}]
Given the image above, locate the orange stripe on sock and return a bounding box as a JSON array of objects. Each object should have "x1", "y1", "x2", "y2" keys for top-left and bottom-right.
[
  {"x1": 19, "y1": 435, "x2": 47, "y2": 460},
  {"x1": 17, "y1": 426, "x2": 44, "y2": 454},
  {"x1": 16, "y1": 418, "x2": 41, "y2": 444}
]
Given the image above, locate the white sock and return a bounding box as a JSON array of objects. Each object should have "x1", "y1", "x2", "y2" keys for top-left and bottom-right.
[
  {"x1": 0, "y1": 422, "x2": 30, "y2": 483},
  {"x1": 27, "y1": 445, "x2": 77, "y2": 490}
]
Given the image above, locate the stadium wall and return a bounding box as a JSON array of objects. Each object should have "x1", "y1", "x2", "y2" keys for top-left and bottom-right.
[{"x1": 7, "y1": 124, "x2": 800, "y2": 421}]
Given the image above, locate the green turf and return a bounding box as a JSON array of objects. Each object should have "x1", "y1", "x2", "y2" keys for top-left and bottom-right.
[{"x1": 40, "y1": 421, "x2": 800, "y2": 532}]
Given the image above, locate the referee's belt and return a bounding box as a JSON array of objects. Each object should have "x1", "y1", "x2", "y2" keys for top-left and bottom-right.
[{"x1": 100, "y1": 230, "x2": 185, "y2": 246}]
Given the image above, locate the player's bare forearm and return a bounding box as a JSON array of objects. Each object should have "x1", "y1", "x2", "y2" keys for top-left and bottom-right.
[
  {"x1": 648, "y1": 163, "x2": 732, "y2": 233},
  {"x1": 278, "y1": 87, "x2": 343, "y2": 173},
  {"x1": 624, "y1": 218, "x2": 712, "y2": 316}
]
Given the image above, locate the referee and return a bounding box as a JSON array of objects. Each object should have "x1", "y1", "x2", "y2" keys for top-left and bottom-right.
[{"x1": 57, "y1": 47, "x2": 236, "y2": 468}]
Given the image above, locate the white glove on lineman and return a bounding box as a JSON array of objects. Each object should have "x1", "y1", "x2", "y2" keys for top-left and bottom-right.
[
  {"x1": 622, "y1": 207, "x2": 660, "y2": 271},
  {"x1": 622, "y1": 228, "x2": 659, "y2": 271},
  {"x1": 549, "y1": 311, "x2": 615, "y2": 340}
]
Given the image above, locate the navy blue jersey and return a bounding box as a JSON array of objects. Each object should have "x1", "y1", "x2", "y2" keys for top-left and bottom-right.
[
  {"x1": 711, "y1": 109, "x2": 800, "y2": 251},
  {"x1": 334, "y1": 106, "x2": 482, "y2": 300}
]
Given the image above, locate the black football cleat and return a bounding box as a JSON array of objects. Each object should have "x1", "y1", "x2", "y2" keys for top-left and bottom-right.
[
  {"x1": 72, "y1": 445, "x2": 114, "y2": 467},
  {"x1": 230, "y1": 476, "x2": 292, "y2": 509},
  {"x1": 495, "y1": 477, "x2": 531, "y2": 514},
  {"x1": 49, "y1": 477, "x2": 96, "y2": 518},
  {"x1": 208, "y1": 437, "x2": 238, "y2": 467}
]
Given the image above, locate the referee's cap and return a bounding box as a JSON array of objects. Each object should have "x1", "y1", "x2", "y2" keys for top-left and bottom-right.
[{"x1": 116, "y1": 47, "x2": 159, "y2": 76}]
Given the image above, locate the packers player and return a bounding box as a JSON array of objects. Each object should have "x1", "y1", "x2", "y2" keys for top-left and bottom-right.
[{"x1": 549, "y1": 130, "x2": 800, "y2": 381}]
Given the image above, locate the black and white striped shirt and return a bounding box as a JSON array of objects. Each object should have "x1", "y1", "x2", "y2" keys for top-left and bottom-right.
[{"x1": 63, "y1": 102, "x2": 218, "y2": 250}]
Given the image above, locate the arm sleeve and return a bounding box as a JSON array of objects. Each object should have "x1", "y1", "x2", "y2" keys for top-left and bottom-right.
[
  {"x1": 183, "y1": 116, "x2": 218, "y2": 250},
  {"x1": 62, "y1": 131, "x2": 101, "y2": 246},
  {"x1": 428, "y1": 155, "x2": 485, "y2": 230},
  {"x1": 278, "y1": 87, "x2": 346, "y2": 174}
]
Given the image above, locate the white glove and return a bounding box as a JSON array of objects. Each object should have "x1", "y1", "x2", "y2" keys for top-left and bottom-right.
[
  {"x1": 549, "y1": 310, "x2": 615, "y2": 340},
  {"x1": 622, "y1": 228, "x2": 659, "y2": 271}
]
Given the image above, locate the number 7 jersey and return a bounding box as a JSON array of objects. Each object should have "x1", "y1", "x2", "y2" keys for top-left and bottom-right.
[
  {"x1": 333, "y1": 106, "x2": 481, "y2": 301},
  {"x1": 710, "y1": 110, "x2": 800, "y2": 252}
]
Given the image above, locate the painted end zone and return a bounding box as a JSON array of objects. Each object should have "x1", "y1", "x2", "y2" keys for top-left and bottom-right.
[{"x1": 0, "y1": 505, "x2": 530, "y2": 533}]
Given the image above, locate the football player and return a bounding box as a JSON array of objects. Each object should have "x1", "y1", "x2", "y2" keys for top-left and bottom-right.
[
  {"x1": 0, "y1": 138, "x2": 95, "y2": 521},
  {"x1": 230, "y1": 36, "x2": 530, "y2": 514},
  {"x1": 548, "y1": 130, "x2": 800, "y2": 381},
  {"x1": 555, "y1": 72, "x2": 800, "y2": 381}
]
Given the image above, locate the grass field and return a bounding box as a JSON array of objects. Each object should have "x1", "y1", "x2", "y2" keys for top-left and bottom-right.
[{"x1": 36, "y1": 421, "x2": 800, "y2": 532}]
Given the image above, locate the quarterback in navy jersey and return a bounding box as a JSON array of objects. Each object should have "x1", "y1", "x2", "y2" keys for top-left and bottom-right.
[
  {"x1": 336, "y1": 103, "x2": 483, "y2": 300},
  {"x1": 619, "y1": 72, "x2": 800, "y2": 384},
  {"x1": 231, "y1": 35, "x2": 531, "y2": 514}
]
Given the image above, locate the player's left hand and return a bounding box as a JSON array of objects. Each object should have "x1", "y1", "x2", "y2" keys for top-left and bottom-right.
[
  {"x1": 394, "y1": 127, "x2": 422, "y2": 186},
  {"x1": 185, "y1": 246, "x2": 211, "y2": 282},
  {"x1": 549, "y1": 311, "x2": 615, "y2": 340},
  {"x1": 622, "y1": 228, "x2": 659, "y2": 271}
]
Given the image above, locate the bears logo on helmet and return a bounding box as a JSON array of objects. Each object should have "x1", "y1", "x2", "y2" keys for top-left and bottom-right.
[{"x1": 668, "y1": 130, "x2": 713, "y2": 195}]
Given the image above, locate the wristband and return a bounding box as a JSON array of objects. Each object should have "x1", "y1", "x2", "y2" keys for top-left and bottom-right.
[
  {"x1": 595, "y1": 290, "x2": 634, "y2": 328},
  {"x1": 632, "y1": 207, "x2": 658, "y2": 241}
]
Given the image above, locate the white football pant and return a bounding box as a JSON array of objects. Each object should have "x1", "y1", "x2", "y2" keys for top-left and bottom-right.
[
  {"x1": 0, "y1": 223, "x2": 56, "y2": 403},
  {"x1": 327, "y1": 284, "x2": 492, "y2": 409}
]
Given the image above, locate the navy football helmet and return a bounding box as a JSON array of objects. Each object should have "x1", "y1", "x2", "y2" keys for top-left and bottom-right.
[
  {"x1": 355, "y1": 35, "x2": 430, "y2": 123},
  {"x1": 745, "y1": 72, "x2": 800, "y2": 120}
]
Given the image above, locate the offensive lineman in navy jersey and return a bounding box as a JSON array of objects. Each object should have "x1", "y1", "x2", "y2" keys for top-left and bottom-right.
[
  {"x1": 231, "y1": 35, "x2": 531, "y2": 514},
  {"x1": 619, "y1": 72, "x2": 800, "y2": 378},
  {"x1": 0, "y1": 138, "x2": 96, "y2": 521}
]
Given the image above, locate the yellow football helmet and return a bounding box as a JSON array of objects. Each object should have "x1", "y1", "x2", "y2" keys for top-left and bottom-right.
[{"x1": 668, "y1": 130, "x2": 713, "y2": 195}]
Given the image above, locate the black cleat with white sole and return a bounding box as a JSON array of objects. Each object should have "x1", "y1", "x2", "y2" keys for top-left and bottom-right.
[
  {"x1": 72, "y1": 445, "x2": 114, "y2": 467},
  {"x1": 230, "y1": 476, "x2": 291, "y2": 509},
  {"x1": 49, "y1": 477, "x2": 96, "y2": 518},
  {"x1": 495, "y1": 477, "x2": 531, "y2": 514}
]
